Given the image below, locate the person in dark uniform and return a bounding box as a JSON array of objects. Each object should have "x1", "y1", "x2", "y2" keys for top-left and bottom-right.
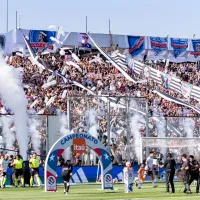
[
  {"x1": 188, "y1": 155, "x2": 199, "y2": 194},
  {"x1": 160, "y1": 153, "x2": 176, "y2": 193},
  {"x1": 179, "y1": 154, "x2": 191, "y2": 194},
  {"x1": 58, "y1": 155, "x2": 65, "y2": 167},
  {"x1": 62, "y1": 160, "x2": 73, "y2": 195}
]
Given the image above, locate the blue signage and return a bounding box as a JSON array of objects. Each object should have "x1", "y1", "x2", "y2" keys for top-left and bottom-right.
[
  {"x1": 150, "y1": 37, "x2": 168, "y2": 56},
  {"x1": 128, "y1": 36, "x2": 145, "y2": 57},
  {"x1": 170, "y1": 38, "x2": 188, "y2": 58}
]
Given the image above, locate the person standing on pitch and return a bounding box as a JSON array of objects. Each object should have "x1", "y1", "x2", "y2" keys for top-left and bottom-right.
[
  {"x1": 179, "y1": 154, "x2": 191, "y2": 194},
  {"x1": 1, "y1": 154, "x2": 9, "y2": 188},
  {"x1": 29, "y1": 153, "x2": 41, "y2": 187},
  {"x1": 144, "y1": 151, "x2": 156, "y2": 188},
  {"x1": 11, "y1": 155, "x2": 24, "y2": 187},
  {"x1": 188, "y1": 155, "x2": 199, "y2": 194},
  {"x1": 160, "y1": 153, "x2": 176, "y2": 193},
  {"x1": 62, "y1": 160, "x2": 73, "y2": 195}
]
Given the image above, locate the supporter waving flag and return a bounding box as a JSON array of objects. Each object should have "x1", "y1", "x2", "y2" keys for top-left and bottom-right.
[
  {"x1": 87, "y1": 33, "x2": 137, "y2": 83},
  {"x1": 127, "y1": 57, "x2": 134, "y2": 73}
]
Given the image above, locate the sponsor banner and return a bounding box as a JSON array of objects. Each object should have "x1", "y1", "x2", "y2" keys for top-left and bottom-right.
[
  {"x1": 147, "y1": 36, "x2": 168, "y2": 60},
  {"x1": 181, "y1": 83, "x2": 192, "y2": 99},
  {"x1": 46, "y1": 174, "x2": 57, "y2": 192},
  {"x1": 127, "y1": 36, "x2": 146, "y2": 60},
  {"x1": 188, "y1": 39, "x2": 200, "y2": 62},
  {"x1": 45, "y1": 132, "x2": 113, "y2": 191},
  {"x1": 6, "y1": 165, "x2": 169, "y2": 185},
  {"x1": 29, "y1": 30, "x2": 56, "y2": 53},
  {"x1": 73, "y1": 138, "x2": 86, "y2": 154},
  {"x1": 78, "y1": 33, "x2": 92, "y2": 51},
  {"x1": 104, "y1": 174, "x2": 113, "y2": 188},
  {"x1": 123, "y1": 167, "x2": 134, "y2": 193},
  {"x1": 169, "y1": 38, "x2": 189, "y2": 60}
]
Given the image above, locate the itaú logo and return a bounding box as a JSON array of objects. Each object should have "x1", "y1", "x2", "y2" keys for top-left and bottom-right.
[
  {"x1": 74, "y1": 144, "x2": 85, "y2": 151},
  {"x1": 73, "y1": 138, "x2": 86, "y2": 154}
]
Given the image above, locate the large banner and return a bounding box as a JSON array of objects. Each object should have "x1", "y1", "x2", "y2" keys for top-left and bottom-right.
[
  {"x1": 147, "y1": 36, "x2": 168, "y2": 60},
  {"x1": 78, "y1": 33, "x2": 92, "y2": 51},
  {"x1": 188, "y1": 39, "x2": 200, "y2": 62},
  {"x1": 168, "y1": 38, "x2": 189, "y2": 62},
  {"x1": 5, "y1": 165, "x2": 168, "y2": 185},
  {"x1": 29, "y1": 30, "x2": 56, "y2": 53},
  {"x1": 127, "y1": 36, "x2": 146, "y2": 60}
]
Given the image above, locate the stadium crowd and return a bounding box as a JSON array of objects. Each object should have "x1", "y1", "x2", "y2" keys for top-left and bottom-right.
[
  {"x1": 146, "y1": 60, "x2": 200, "y2": 86},
  {"x1": 0, "y1": 51, "x2": 200, "y2": 164}
]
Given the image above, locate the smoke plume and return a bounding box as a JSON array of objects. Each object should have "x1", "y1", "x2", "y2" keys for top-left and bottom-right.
[
  {"x1": 59, "y1": 114, "x2": 71, "y2": 160},
  {"x1": 0, "y1": 55, "x2": 29, "y2": 159},
  {"x1": 29, "y1": 117, "x2": 41, "y2": 155},
  {"x1": 1, "y1": 116, "x2": 15, "y2": 153}
]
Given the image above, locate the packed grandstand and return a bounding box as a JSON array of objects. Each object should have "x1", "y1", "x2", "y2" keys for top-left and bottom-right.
[{"x1": 1, "y1": 29, "x2": 200, "y2": 165}]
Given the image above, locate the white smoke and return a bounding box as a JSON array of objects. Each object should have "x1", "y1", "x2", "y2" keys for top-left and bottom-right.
[
  {"x1": 152, "y1": 100, "x2": 167, "y2": 157},
  {"x1": 129, "y1": 100, "x2": 145, "y2": 163},
  {"x1": 59, "y1": 114, "x2": 71, "y2": 161},
  {"x1": 1, "y1": 116, "x2": 15, "y2": 153},
  {"x1": 29, "y1": 117, "x2": 41, "y2": 155},
  {"x1": 0, "y1": 55, "x2": 29, "y2": 159},
  {"x1": 156, "y1": 119, "x2": 167, "y2": 157},
  {"x1": 88, "y1": 109, "x2": 99, "y2": 139},
  {"x1": 87, "y1": 109, "x2": 99, "y2": 165},
  {"x1": 130, "y1": 114, "x2": 143, "y2": 162},
  {"x1": 183, "y1": 118, "x2": 195, "y2": 155}
]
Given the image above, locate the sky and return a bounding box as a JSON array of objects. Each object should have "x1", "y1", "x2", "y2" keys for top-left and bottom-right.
[{"x1": 0, "y1": 0, "x2": 200, "y2": 38}]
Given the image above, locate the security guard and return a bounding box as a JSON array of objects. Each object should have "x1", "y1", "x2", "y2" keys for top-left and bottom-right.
[
  {"x1": 29, "y1": 152, "x2": 41, "y2": 187},
  {"x1": 11, "y1": 155, "x2": 24, "y2": 187},
  {"x1": 160, "y1": 153, "x2": 176, "y2": 193},
  {"x1": 188, "y1": 155, "x2": 199, "y2": 194}
]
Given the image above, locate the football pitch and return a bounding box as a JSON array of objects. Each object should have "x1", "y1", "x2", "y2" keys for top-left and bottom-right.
[{"x1": 0, "y1": 182, "x2": 200, "y2": 200}]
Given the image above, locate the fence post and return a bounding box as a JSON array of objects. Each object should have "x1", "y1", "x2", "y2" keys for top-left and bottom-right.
[
  {"x1": 145, "y1": 100, "x2": 149, "y2": 160},
  {"x1": 107, "y1": 99, "x2": 111, "y2": 153},
  {"x1": 165, "y1": 117, "x2": 168, "y2": 137},
  {"x1": 67, "y1": 97, "x2": 70, "y2": 130},
  {"x1": 139, "y1": 137, "x2": 143, "y2": 163},
  {"x1": 46, "y1": 116, "x2": 49, "y2": 153},
  {"x1": 126, "y1": 97, "x2": 131, "y2": 161},
  {"x1": 86, "y1": 97, "x2": 90, "y2": 165}
]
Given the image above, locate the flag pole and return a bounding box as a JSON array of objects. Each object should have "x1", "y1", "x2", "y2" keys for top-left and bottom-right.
[
  {"x1": 16, "y1": 11, "x2": 18, "y2": 29},
  {"x1": 109, "y1": 19, "x2": 111, "y2": 34},
  {"x1": 86, "y1": 16, "x2": 88, "y2": 33},
  {"x1": 6, "y1": 0, "x2": 8, "y2": 32}
]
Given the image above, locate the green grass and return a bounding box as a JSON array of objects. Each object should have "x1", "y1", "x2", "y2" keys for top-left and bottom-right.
[{"x1": 0, "y1": 182, "x2": 200, "y2": 200}]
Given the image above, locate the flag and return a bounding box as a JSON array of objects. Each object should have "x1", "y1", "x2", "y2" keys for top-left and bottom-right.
[
  {"x1": 22, "y1": 32, "x2": 47, "y2": 71},
  {"x1": 52, "y1": 70, "x2": 58, "y2": 77},
  {"x1": 87, "y1": 34, "x2": 137, "y2": 83},
  {"x1": 127, "y1": 57, "x2": 134, "y2": 72}
]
